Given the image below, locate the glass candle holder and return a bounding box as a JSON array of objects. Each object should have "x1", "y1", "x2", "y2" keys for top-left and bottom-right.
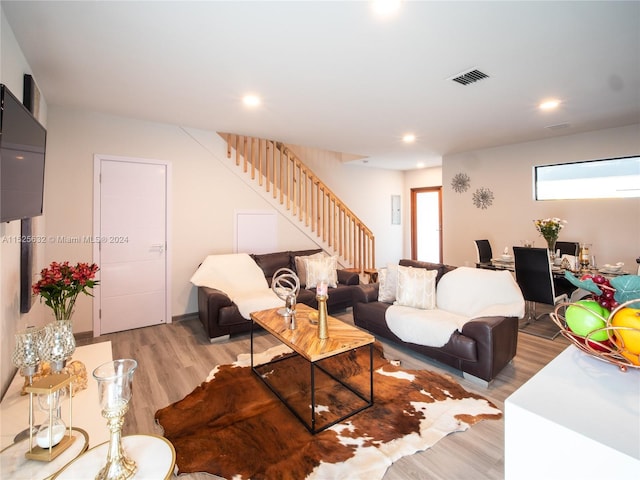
[
  {"x1": 93, "y1": 359, "x2": 138, "y2": 480},
  {"x1": 12, "y1": 326, "x2": 43, "y2": 377},
  {"x1": 39, "y1": 321, "x2": 76, "y2": 373}
]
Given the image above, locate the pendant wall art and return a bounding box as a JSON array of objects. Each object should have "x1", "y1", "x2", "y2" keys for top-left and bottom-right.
[{"x1": 472, "y1": 187, "x2": 494, "y2": 209}]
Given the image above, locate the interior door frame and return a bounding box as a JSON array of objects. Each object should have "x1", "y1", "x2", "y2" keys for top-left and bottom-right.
[
  {"x1": 92, "y1": 154, "x2": 172, "y2": 336},
  {"x1": 410, "y1": 186, "x2": 443, "y2": 262}
]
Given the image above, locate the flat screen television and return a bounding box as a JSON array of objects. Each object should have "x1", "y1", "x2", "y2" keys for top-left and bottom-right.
[{"x1": 0, "y1": 83, "x2": 47, "y2": 223}]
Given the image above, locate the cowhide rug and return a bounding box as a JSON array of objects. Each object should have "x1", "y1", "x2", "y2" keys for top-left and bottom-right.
[{"x1": 155, "y1": 343, "x2": 501, "y2": 480}]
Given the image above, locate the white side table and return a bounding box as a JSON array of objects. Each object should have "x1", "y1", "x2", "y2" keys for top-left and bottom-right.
[
  {"x1": 1, "y1": 341, "x2": 113, "y2": 450},
  {"x1": 51, "y1": 435, "x2": 176, "y2": 479},
  {"x1": 0, "y1": 428, "x2": 88, "y2": 480}
]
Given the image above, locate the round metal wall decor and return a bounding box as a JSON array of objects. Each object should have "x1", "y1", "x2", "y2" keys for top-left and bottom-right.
[
  {"x1": 472, "y1": 187, "x2": 494, "y2": 209},
  {"x1": 451, "y1": 172, "x2": 471, "y2": 193}
]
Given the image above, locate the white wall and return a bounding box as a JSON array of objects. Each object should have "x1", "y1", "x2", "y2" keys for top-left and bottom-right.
[
  {"x1": 43, "y1": 110, "x2": 404, "y2": 335},
  {"x1": 441, "y1": 125, "x2": 640, "y2": 270},
  {"x1": 1, "y1": 9, "x2": 49, "y2": 396}
]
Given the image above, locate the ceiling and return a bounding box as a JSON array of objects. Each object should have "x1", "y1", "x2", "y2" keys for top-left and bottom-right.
[{"x1": 3, "y1": 1, "x2": 639, "y2": 170}]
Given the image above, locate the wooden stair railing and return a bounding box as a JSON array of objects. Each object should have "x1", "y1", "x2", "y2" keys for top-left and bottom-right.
[{"x1": 219, "y1": 132, "x2": 375, "y2": 271}]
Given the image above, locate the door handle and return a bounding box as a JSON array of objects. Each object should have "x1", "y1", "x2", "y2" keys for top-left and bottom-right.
[{"x1": 150, "y1": 243, "x2": 165, "y2": 253}]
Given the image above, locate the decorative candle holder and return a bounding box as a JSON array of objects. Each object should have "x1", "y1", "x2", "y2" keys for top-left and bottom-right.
[
  {"x1": 579, "y1": 243, "x2": 591, "y2": 272},
  {"x1": 12, "y1": 326, "x2": 43, "y2": 443},
  {"x1": 93, "y1": 359, "x2": 138, "y2": 480},
  {"x1": 317, "y1": 294, "x2": 329, "y2": 339},
  {"x1": 39, "y1": 321, "x2": 76, "y2": 373}
]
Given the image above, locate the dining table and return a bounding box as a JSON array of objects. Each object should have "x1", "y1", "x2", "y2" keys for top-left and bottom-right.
[{"x1": 487, "y1": 258, "x2": 629, "y2": 279}]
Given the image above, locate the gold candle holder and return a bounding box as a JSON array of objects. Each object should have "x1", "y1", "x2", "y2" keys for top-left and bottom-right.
[
  {"x1": 317, "y1": 295, "x2": 329, "y2": 339},
  {"x1": 579, "y1": 243, "x2": 591, "y2": 272}
]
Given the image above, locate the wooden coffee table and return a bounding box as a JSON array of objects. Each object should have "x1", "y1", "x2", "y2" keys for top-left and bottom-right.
[{"x1": 250, "y1": 304, "x2": 375, "y2": 433}]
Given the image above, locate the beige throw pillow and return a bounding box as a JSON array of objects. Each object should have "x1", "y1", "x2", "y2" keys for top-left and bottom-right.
[
  {"x1": 378, "y1": 263, "x2": 398, "y2": 303},
  {"x1": 394, "y1": 265, "x2": 437, "y2": 310},
  {"x1": 305, "y1": 255, "x2": 338, "y2": 288},
  {"x1": 295, "y1": 252, "x2": 325, "y2": 287}
]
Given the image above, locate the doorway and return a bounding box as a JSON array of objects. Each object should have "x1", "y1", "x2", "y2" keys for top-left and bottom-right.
[
  {"x1": 411, "y1": 187, "x2": 442, "y2": 263},
  {"x1": 93, "y1": 155, "x2": 171, "y2": 335}
]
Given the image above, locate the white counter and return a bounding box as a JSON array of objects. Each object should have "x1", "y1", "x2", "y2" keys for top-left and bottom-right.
[{"x1": 505, "y1": 346, "x2": 640, "y2": 479}]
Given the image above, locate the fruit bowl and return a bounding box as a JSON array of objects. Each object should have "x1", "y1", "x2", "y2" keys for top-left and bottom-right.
[{"x1": 551, "y1": 299, "x2": 640, "y2": 372}]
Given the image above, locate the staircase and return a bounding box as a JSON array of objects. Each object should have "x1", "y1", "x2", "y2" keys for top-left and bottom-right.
[{"x1": 218, "y1": 132, "x2": 375, "y2": 271}]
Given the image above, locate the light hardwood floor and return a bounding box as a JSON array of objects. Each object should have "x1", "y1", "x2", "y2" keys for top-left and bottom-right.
[{"x1": 77, "y1": 309, "x2": 570, "y2": 480}]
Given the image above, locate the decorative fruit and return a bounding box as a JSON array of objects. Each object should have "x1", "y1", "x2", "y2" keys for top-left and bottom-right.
[
  {"x1": 565, "y1": 300, "x2": 610, "y2": 341},
  {"x1": 567, "y1": 331, "x2": 612, "y2": 352},
  {"x1": 610, "y1": 307, "x2": 640, "y2": 359},
  {"x1": 620, "y1": 350, "x2": 640, "y2": 366}
]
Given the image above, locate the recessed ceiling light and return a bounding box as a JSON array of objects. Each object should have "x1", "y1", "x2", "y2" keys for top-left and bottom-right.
[
  {"x1": 416, "y1": 162, "x2": 425, "y2": 168},
  {"x1": 539, "y1": 99, "x2": 560, "y2": 111},
  {"x1": 402, "y1": 133, "x2": 416, "y2": 143},
  {"x1": 242, "y1": 94, "x2": 261, "y2": 108},
  {"x1": 372, "y1": 0, "x2": 401, "y2": 17}
]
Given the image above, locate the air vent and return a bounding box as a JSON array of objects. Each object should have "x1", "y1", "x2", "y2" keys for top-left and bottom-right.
[
  {"x1": 545, "y1": 123, "x2": 570, "y2": 130},
  {"x1": 450, "y1": 69, "x2": 489, "y2": 86}
]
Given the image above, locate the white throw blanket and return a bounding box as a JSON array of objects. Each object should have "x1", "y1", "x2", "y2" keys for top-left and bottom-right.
[
  {"x1": 190, "y1": 253, "x2": 283, "y2": 318},
  {"x1": 386, "y1": 267, "x2": 525, "y2": 348}
]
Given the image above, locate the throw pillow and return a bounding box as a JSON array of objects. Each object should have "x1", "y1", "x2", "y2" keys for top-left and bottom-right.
[
  {"x1": 294, "y1": 252, "x2": 325, "y2": 287},
  {"x1": 378, "y1": 263, "x2": 399, "y2": 303},
  {"x1": 394, "y1": 265, "x2": 437, "y2": 310},
  {"x1": 305, "y1": 255, "x2": 338, "y2": 289}
]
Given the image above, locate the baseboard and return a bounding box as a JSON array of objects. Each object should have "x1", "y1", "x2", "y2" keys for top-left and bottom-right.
[{"x1": 172, "y1": 312, "x2": 199, "y2": 322}]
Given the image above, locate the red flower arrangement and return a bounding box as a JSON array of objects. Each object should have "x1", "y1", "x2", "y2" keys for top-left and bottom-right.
[{"x1": 32, "y1": 261, "x2": 100, "y2": 321}]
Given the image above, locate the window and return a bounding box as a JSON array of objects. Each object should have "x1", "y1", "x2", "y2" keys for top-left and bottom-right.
[{"x1": 535, "y1": 156, "x2": 640, "y2": 200}]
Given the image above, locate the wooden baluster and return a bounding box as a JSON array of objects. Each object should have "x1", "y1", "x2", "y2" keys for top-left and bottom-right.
[
  {"x1": 279, "y1": 146, "x2": 284, "y2": 204},
  {"x1": 234, "y1": 135, "x2": 239, "y2": 166},
  {"x1": 258, "y1": 138, "x2": 263, "y2": 186},
  {"x1": 265, "y1": 141, "x2": 271, "y2": 193},
  {"x1": 243, "y1": 137, "x2": 248, "y2": 173},
  {"x1": 285, "y1": 151, "x2": 290, "y2": 210}
]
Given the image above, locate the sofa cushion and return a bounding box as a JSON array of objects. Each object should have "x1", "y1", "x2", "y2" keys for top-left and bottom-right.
[
  {"x1": 398, "y1": 259, "x2": 446, "y2": 283},
  {"x1": 294, "y1": 252, "x2": 325, "y2": 287},
  {"x1": 377, "y1": 263, "x2": 398, "y2": 303},
  {"x1": 289, "y1": 248, "x2": 323, "y2": 270},
  {"x1": 394, "y1": 265, "x2": 437, "y2": 310},
  {"x1": 304, "y1": 255, "x2": 338, "y2": 288}
]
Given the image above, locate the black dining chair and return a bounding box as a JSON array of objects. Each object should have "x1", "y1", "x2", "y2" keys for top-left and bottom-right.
[
  {"x1": 474, "y1": 239, "x2": 493, "y2": 268},
  {"x1": 556, "y1": 241, "x2": 579, "y2": 257},
  {"x1": 513, "y1": 247, "x2": 572, "y2": 339}
]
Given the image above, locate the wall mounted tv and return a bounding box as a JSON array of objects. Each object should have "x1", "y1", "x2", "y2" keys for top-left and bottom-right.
[{"x1": 0, "y1": 83, "x2": 47, "y2": 223}]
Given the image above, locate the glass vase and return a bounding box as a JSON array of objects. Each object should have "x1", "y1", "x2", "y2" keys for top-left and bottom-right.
[{"x1": 545, "y1": 237, "x2": 557, "y2": 260}]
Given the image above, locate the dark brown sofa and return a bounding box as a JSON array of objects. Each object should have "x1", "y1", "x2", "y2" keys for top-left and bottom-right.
[
  {"x1": 352, "y1": 259, "x2": 521, "y2": 384},
  {"x1": 197, "y1": 249, "x2": 359, "y2": 342}
]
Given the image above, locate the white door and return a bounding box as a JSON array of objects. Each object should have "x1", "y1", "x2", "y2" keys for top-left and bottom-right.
[{"x1": 93, "y1": 155, "x2": 171, "y2": 335}]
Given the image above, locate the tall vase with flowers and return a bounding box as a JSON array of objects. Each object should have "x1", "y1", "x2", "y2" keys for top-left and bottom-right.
[
  {"x1": 533, "y1": 217, "x2": 566, "y2": 259},
  {"x1": 32, "y1": 261, "x2": 100, "y2": 322}
]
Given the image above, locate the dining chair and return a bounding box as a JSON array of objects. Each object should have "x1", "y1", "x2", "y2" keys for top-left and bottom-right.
[
  {"x1": 513, "y1": 246, "x2": 571, "y2": 339},
  {"x1": 556, "y1": 241, "x2": 579, "y2": 256},
  {"x1": 474, "y1": 239, "x2": 493, "y2": 268}
]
